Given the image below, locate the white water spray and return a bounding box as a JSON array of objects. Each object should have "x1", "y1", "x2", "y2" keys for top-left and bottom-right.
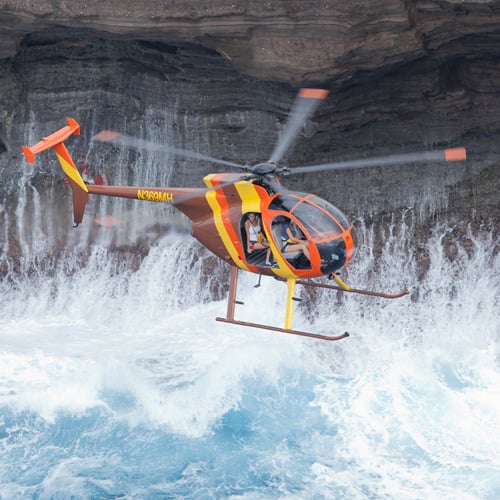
[{"x1": 0, "y1": 210, "x2": 498, "y2": 498}]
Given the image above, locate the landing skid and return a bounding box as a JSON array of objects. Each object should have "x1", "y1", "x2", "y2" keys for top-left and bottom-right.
[
  {"x1": 295, "y1": 278, "x2": 410, "y2": 299},
  {"x1": 217, "y1": 266, "x2": 349, "y2": 341},
  {"x1": 216, "y1": 317, "x2": 349, "y2": 341}
]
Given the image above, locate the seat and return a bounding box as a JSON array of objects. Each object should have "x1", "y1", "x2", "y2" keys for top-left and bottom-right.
[
  {"x1": 241, "y1": 215, "x2": 268, "y2": 266},
  {"x1": 271, "y1": 223, "x2": 302, "y2": 260}
]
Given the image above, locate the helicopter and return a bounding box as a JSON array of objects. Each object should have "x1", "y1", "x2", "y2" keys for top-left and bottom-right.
[{"x1": 22, "y1": 88, "x2": 466, "y2": 341}]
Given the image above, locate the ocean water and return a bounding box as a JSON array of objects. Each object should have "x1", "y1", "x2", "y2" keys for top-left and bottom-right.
[{"x1": 0, "y1": 222, "x2": 499, "y2": 499}]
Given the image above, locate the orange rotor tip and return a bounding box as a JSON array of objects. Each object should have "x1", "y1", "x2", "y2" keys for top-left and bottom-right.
[
  {"x1": 94, "y1": 215, "x2": 123, "y2": 227},
  {"x1": 444, "y1": 147, "x2": 467, "y2": 162},
  {"x1": 299, "y1": 88, "x2": 329, "y2": 100},
  {"x1": 92, "y1": 130, "x2": 121, "y2": 142}
]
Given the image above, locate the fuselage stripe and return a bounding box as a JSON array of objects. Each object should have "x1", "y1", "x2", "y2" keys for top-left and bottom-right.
[{"x1": 205, "y1": 178, "x2": 249, "y2": 271}]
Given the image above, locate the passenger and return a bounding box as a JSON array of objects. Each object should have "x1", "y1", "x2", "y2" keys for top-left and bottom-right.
[
  {"x1": 281, "y1": 219, "x2": 310, "y2": 261},
  {"x1": 244, "y1": 212, "x2": 274, "y2": 267}
]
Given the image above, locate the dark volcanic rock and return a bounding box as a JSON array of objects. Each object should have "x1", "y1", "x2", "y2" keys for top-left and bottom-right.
[
  {"x1": 2, "y1": 1, "x2": 500, "y2": 84},
  {"x1": 0, "y1": 1, "x2": 423, "y2": 82},
  {"x1": 0, "y1": 1, "x2": 498, "y2": 271}
]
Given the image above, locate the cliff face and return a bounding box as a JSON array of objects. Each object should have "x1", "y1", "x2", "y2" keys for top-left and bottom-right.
[
  {"x1": 0, "y1": 1, "x2": 498, "y2": 263},
  {"x1": 3, "y1": 1, "x2": 500, "y2": 84}
]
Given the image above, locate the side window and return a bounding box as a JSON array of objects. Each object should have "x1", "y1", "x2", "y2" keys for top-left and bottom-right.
[
  {"x1": 241, "y1": 212, "x2": 273, "y2": 267},
  {"x1": 269, "y1": 216, "x2": 287, "y2": 249},
  {"x1": 270, "y1": 216, "x2": 311, "y2": 269},
  {"x1": 241, "y1": 212, "x2": 265, "y2": 251}
]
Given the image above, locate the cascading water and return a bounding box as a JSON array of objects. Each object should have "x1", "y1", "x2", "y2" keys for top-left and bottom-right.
[
  {"x1": 1, "y1": 94, "x2": 498, "y2": 498},
  {"x1": 0, "y1": 206, "x2": 498, "y2": 498},
  {"x1": 1, "y1": 32, "x2": 497, "y2": 498}
]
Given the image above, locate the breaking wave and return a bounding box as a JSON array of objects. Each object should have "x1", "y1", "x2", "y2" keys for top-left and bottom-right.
[{"x1": 0, "y1": 215, "x2": 498, "y2": 498}]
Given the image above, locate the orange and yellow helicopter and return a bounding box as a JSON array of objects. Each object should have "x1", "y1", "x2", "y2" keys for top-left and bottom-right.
[{"x1": 22, "y1": 88, "x2": 466, "y2": 341}]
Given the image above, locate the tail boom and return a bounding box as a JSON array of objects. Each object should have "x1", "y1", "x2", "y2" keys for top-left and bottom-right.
[{"x1": 22, "y1": 119, "x2": 207, "y2": 226}]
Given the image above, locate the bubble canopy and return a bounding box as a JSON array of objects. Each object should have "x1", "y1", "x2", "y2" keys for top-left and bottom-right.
[{"x1": 267, "y1": 192, "x2": 356, "y2": 273}]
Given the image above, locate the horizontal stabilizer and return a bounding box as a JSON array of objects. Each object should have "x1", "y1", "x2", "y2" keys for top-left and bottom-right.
[{"x1": 22, "y1": 118, "x2": 80, "y2": 163}]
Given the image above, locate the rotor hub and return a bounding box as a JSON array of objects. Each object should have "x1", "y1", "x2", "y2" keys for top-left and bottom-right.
[{"x1": 252, "y1": 162, "x2": 277, "y2": 175}]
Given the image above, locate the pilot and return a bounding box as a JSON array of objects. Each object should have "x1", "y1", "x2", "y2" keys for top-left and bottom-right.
[
  {"x1": 245, "y1": 213, "x2": 274, "y2": 267},
  {"x1": 281, "y1": 218, "x2": 310, "y2": 261}
]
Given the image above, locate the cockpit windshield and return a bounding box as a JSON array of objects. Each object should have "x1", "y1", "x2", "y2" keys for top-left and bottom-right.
[
  {"x1": 307, "y1": 196, "x2": 350, "y2": 229},
  {"x1": 269, "y1": 194, "x2": 302, "y2": 213},
  {"x1": 269, "y1": 193, "x2": 349, "y2": 242},
  {"x1": 267, "y1": 192, "x2": 354, "y2": 274}
]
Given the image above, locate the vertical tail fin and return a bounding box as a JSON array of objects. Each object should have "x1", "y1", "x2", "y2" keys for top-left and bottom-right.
[{"x1": 22, "y1": 118, "x2": 89, "y2": 226}]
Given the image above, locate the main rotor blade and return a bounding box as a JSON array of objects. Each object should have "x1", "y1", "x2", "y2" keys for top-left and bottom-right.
[
  {"x1": 92, "y1": 130, "x2": 251, "y2": 171},
  {"x1": 269, "y1": 88, "x2": 329, "y2": 164},
  {"x1": 289, "y1": 147, "x2": 467, "y2": 175}
]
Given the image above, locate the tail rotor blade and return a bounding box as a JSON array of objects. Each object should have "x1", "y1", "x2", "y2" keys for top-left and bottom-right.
[
  {"x1": 289, "y1": 147, "x2": 467, "y2": 175},
  {"x1": 269, "y1": 88, "x2": 329, "y2": 164},
  {"x1": 92, "y1": 130, "x2": 251, "y2": 171}
]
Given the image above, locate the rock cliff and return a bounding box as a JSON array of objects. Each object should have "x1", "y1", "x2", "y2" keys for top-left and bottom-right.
[{"x1": 0, "y1": 1, "x2": 498, "y2": 265}]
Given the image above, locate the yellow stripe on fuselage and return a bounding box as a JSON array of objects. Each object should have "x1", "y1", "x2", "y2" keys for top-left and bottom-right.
[
  {"x1": 234, "y1": 181, "x2": 295, "y2": 278},
  {"x1": 204, "y1": 181, "x2": 249, "y2": 272},
  {"x1": 234, "y1": 181, "x2": 262, "y2": 213}
]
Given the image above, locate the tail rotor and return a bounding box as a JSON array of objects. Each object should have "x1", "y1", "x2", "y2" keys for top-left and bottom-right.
[{"x1": 22, "y1": 118, "x2": 89, "y2": 226}]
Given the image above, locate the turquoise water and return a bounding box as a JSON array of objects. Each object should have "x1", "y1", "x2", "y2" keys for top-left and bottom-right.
[{"x1": 0, "y1": 229, "x2": 499, "y2": 499}]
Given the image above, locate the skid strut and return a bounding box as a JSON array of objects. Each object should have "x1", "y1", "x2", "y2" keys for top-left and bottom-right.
[{"x1": 216, "y1": 266, "x2": 349, "y2": 341}]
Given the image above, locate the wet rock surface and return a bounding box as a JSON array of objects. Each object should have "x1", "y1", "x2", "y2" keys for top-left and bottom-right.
[{"x1": 0, "y1": 1, "x2": 498, "y2": 270}]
